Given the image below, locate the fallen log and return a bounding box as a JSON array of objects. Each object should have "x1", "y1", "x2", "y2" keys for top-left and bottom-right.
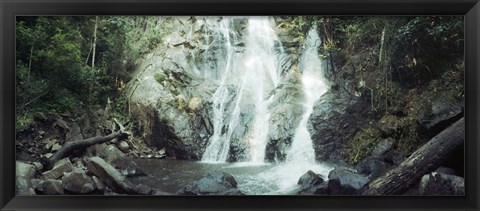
[
  {"x1": 358, "y1": 117, "x2": 464, "y2": 195},
  {"x1": 43, "y1": 131, "x2": 129, "y2": 170}
]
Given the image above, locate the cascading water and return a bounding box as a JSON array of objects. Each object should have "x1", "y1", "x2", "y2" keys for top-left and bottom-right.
[
  {"x1": 232, "y1": 26, "x2": 333, "y2": 195},
  {"x1": 201, "y1": 18, "x2": 240, "y2": 162},
  {"x1": 242, "y1": 17, "x2": 280, "y2": 163},
  {"x1": 285, "y1": 26, "x2": 330, "y2": 164},
  {"x1": 133, "y1": 17, "x2": 335, "y2": 195},
  {"x1": 202, "y1": 17, "x2": 281, "y2": 163}
]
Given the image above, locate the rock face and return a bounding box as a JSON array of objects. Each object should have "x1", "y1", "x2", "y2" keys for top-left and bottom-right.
[
  {"x1": 419, "y1": 172, "x2": 464, "y2": 195},
  {"x1": 183, "y1": 171, "x2": 243, "y2": 195},
  {"x1": 125, "y1": 17, "x2": 224, "y2": 160},
  {"x1": 307, "y1": 90, "x2": 370, "y2": 164},
  {"x1": 125, "y1": 17, "x2": 298, "y2": 162},
  {"x1": 327, "y1": 167, "x2": 369, "y2": 195},
  {"x1": 265, "y1": 74, "x2": 304, "y2": 162}
]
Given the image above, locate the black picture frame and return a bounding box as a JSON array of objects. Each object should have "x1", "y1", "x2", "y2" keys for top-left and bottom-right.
[{"x1": 1, "y1": 0, "x2": 479, "y2": 210}]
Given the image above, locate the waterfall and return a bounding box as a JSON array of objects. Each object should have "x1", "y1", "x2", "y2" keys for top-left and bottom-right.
[
  {"x1": 285, "y1": 26, "x2": 329, "y2": 164},
  {"x1": 202, "y1": 17, "x2": 281, "y2": 163},
  {"x1": 243, "y1": 17, "x2": 280, "y2": 163},
  {"x1": 235, "y1": 26, "x2": 333, "y2": 194},
  {"x1": 201, "y1": 18, "x2": 240, "y2": 162}
]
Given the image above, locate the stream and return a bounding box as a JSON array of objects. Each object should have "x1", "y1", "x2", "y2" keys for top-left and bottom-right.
[{"x1": 131, "y1": 159, "x2": 333, "y2": 195}]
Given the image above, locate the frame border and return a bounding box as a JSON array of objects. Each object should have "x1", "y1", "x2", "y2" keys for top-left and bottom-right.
[{"x1": 1, "y1": 0, "x2": 479, "y2": 210}]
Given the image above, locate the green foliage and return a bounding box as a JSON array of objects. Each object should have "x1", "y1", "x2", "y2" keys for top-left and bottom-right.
[
  {"x1": 391, "y1": 16, "x2": 463, "y2": 85},
  {"x1": 348, "y1": 127, "x2": 381, "y2": 164},
  {"x1": 15, "y1": 16, "x2": 140, "y2": 131},
  {"x1": 154, "y1": 73, "x2": 166, "y2": 83},
  {"x1": 125, "y1": 17, "x2": 167, "y2": 58},
  {"x1": 278, "y1": 16, "x2": 319, "y2": 44}
]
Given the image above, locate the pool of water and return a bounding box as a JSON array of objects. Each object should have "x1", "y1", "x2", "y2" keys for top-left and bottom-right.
[{"x1": 130, "y1": 159, "x2": 334, "y2": 195}]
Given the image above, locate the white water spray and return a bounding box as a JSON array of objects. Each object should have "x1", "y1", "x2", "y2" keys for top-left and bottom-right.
[
  {"x1": 234, "y1": 26, "x2": 333, "y2": 195},
  {"x1": 285, "y1": 26, "x2": 330, "y2": 164},
  {"x1": 202, "y1": 17, "x2": 281, "y2": 163}
]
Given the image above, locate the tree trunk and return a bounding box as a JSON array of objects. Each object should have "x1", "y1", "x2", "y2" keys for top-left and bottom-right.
[
  {"x1": 92, "y1": 16, "x2": 98, "y2": 72},
  {"x1": 358, "y1": 117, "x2": 464, "y2": 195},
  {"x1": 44, "y1": 131, "x2": 129, "y2": 170},
  {"x1": 27, "y1": 44, "x2": 34, "y2": 89}
]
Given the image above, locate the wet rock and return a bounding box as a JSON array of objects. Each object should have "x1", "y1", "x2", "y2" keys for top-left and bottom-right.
[
  {"x1": 40, "y1": 179, "x2": 64, "y2": 195},
  {"x1": 419, "y1": 172, "x2": 464, "y2": 195},
  {"x1": 328, "y1": 167, "x2": 369, "y2": 195},
  {"x1": 266, "y1": 102, "x2": 303, "y2": 161},
  {"x1": 263, "y1": 74, "x2": 304, "y2": 162},
  {"x1": 416, "y1": 96, "x2": 463, "y2": 138},
  {"x1": 297, "y1": 170, "x2": 326, "y2": 195},
  {"x1": 94, "y1": 143, "x2": 145, "y2": 177},
  {"x1": 86, "y1": 156, "x2": 134, "y2": 194},
  {"x1": 298, "y1": 170, "x2": 324, "y2": 187},
  {"x1": 227, "y1": 104, "x2": 255, "y2": 162},
  {"x1": 308, "y1": 90, "x2": 370, "y2": 164},
  {"x1": 183, "y1": 171, "x2": 243, "y2": 195},
  {"x1": 62, "y1": 168, "x2": 95, "y2": 194},
  {"x1": 42, "y1": 158, "x2": 75, "y2": 180},
  {"x1": 371, "y1": 138, "x2": 394, "y2": 158}
]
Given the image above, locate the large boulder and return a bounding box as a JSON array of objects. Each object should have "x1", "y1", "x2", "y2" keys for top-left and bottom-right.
[
  {"x1": 416, "y1": 92, "x2": 463, "y2": 138},
  {"x1": 93, "y1": 143, "x2": 146, "y2": 177},
  {"x1": 307, "y1": 90, "x2": 370, "y2": 164},
  {"x1": 42, "y1": 158, "x2": 75, "y2": 180},
  {"x1": 298, "y1": 170, "x2": 324, "y2": 187},
  {"x1": 86, "y1": 156, "x2": 134, "y2": 194},
  {"x1": 183, "y1": 171, "x2": 243, "y2": 195},
  {"x1": 327, "y1": 167, "x2": 369, "y2": 195},
  {"x1": 38, "y1": 179, "x2": 64, "y2": 195},
  {"x1": 297, "y1": 170, "x2": 325, "y2": 195},
  {"x1": 62, "y1": 168, "x2": 96, "y2": 194},
  {"x1": 16, "y1": 161, "x2": 37, "y2": 195},
  {"x1": 419, "y1": 172, "x2": 464, "y2": 195}
]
